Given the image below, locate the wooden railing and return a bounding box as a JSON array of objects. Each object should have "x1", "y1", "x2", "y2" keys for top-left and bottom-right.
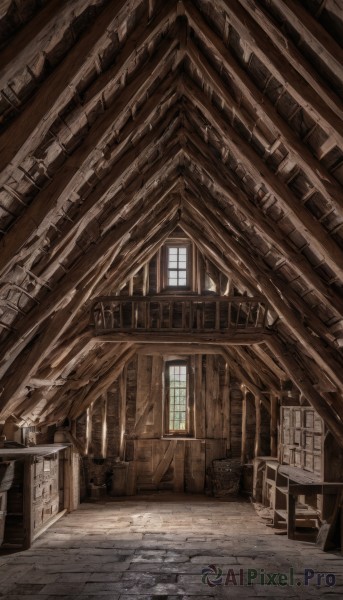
[{"x1": 91, "y1": 295, "x2": 271, "y2": 340}]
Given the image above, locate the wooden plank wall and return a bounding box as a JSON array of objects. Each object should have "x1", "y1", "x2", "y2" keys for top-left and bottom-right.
[{"x1": 75, "y1": 351, "x2": 269, "y2": 494}]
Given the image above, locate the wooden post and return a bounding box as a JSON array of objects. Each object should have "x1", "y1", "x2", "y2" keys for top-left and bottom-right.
[
  {"x1": 254, "y1": 394, "x2": 261, "y2": 458},
  {"x1": 270, "y1": 394, "x2": 278, "y2": 457},
  {"x1": 85, "y1": 402, "x2": 93, "y2": 455},
  {"x1": 64, "y1": 446, "x2": 80, "y2": 512},
  {"x1": 23, "y1": 457, "x2": 33, "y2": 550},
  {"x1": 143, "y1": 263, "x2": 149, "y2": 296},
  {"x1": 287, "y1": 492, "x2": 296, "y2": 540},
  {"x1": 119, "y1": 366, "x2": 127, "y2": 460},
  {"x1": 156, "y1": 248, "x2": 161, "y2": 293},
  {"x1": 195, "y1": 354, "x2": 205, "y2": 439},
  {"x1": 222, "y1": 361, "x2": 231, "y2": 454},
  {"x1": 241, "y1": 385, "x2": 247, "y2": 464},
  {"x1": 101, "y1": 394, "x2": 108, "y2": 459},
  {"x1": 196, "y1": 249, "x2": 203, "y2": 294},
  {"x1": 63, "y1": 448, "x2": 71, "y2": 512}
]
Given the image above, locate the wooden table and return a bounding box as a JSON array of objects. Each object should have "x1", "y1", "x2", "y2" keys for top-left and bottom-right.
[{"x1": 287, "y1": 481, "x2": 343, "y2": 540}]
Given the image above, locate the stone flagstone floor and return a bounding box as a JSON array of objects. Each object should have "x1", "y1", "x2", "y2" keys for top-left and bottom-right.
[{"x1": 0, "y1": 493, "x2": 342, "y2": 599}]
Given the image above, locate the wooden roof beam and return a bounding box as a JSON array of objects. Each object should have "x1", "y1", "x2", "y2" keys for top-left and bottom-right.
[
  {"x1": 0, "y1": 33, "x2": 179, "y2": 279},
  {"x1": 185, "y1": 179, "x2": 340, "y2": 354},
  {"x1": 136, "y1": 344, "x2": 228, "y2": 355},
  {"x1": 221, "y1": 348, "x2": 270, "y2": 411},
  {"x1": 0, "y1": 0, "x2": 112, "y2": 88},
  {"x1": 181, "y1": 78, "x2": 343, "y2": 280},
  {"x1": 186, "y1": 36, "x2": 343, "y2": 217},
  {"x1": 41, "y1": 342, "x2": 134, "y2": 423},
  {"x1": 231, "y1": 346, "x2": 280, "y2": 393},
  {"x1": 40, "y1": 210, "x2": 182, "y2": 421},
  {"x1": 0, "y1": 211, "x2": 139, "y2": 381},
  {"x1": 0, "y1": 0, "x2": 72, "y2": 72},
  {"x1": 268, "y1": 336, "x2": 343, "y2": 449},
  {"x1": 250, "y1": 344, "x2": 288, "y2": 382},
  {"x1": 270, "y1": 0, "x2": 343, "y2": 86},
  {"x1": 68, "y1": 344, "x2": 137, "y2": 420},
  {"x1": 217, "y1": 0, "x2": 343, "y2": 146},
  {"x1": 95, "y1": 333, "x2": 271, "y2": 344},
  {"x1": 23, "y1": 202, "x2": 183, "y2": 421},
  {"x1": 0, "y1": 171, "x2": 182, "y2": 379},
  {"x1": 182, "y1": 180, "x2": 338, "y2": 352},
  {"x1": 0, "y1": 251, "x2": 121, "y2": 418},
  {"x1": 34, "y1": 105, "x2": 181, "y2": 283},
  {"x1": 182, "y1": 131, "x2": 343, "y2": 322},
  {"x1": 96, "y1": 204, "x2": 181, "y2": 300},
  {"x1": 183, "y1": 180, "x2": 337, "y2": 372},
  {"x1": 0, "y1": 0, "x2": 131, "y2": 173},
  {"x1": 186, "y1": 4, "x2": 337, "y2": 198},
  {"x1": 0, "y1": 195, "x2": 180, "y2": 418},
  {"x1": 0, "y1": 0, "x2": 174, "y2": 179},
  {"x1": 182, "y1": 196, "x2": 343, "y2": 391},
  {"x1": 181, "y1": 218, "x2": 256, "y2": 295}
]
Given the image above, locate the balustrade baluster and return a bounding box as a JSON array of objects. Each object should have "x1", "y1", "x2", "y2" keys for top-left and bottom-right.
[
  {"x1": 245, "y1": 301, "x2": 252, "y2": 328},
  {"x1": 158, "y1": 302, "x2": 162, "y2": 329},
  {"x1": 236, "y1": 302, "x2": 241, "y2": 328},
  {"x1": 215, "y1": 301, "x2": 220, "y2": 330},
  {"x1": 100, "y1": 303, "x2": 105, "y2": 329},
  {"x1": 189, "y1": 300, "x2": 193, "y2": 330},
  {"x1": 255, "y1": 302, "x2": 262, "y2": 328},
  {"x1": 132, "y1": 301, "x2": 135, "y2": 329},
  {"x1": 146, "y1": 301, "x2": 150, "y2": 330}
]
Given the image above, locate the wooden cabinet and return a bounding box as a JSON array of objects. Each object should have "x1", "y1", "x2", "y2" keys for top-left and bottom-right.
[
  {"x1": 0, "y1": 444, "x2": 78, "y2": 549},
  {"x1": 280, "y1": 406, "x2": 323, "y2": 475}
]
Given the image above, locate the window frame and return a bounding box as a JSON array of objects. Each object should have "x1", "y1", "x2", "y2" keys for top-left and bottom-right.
[
  {"x1": 161, "y1": 241, "x2": 192, "y2": 292},
  {"x1": 164, "y1": 359, "x2": 192, "y2": 437}
]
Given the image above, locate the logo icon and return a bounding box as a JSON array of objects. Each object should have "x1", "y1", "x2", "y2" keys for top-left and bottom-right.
[{"x1": 202, "y1": 564, "x2": 223, "y2": 587}]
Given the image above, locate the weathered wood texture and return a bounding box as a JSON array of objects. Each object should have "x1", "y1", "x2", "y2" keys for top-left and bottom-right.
[
  {"x1": 75, "y1": 352, "x2": 253, "y2": 494},
  {"x1": 0, "y1": 0, "x2": 342, "y2": 453}
]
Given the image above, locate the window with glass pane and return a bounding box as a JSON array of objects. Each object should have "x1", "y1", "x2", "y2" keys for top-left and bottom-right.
[
  {"x1": 167, "y1": 246, "x2": 188, "y2": 287},
  {"x1": 168, "y1": 364, "x2": 187, "y2": 432}
]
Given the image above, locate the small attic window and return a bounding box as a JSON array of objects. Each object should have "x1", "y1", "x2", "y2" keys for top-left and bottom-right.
[
  {"x1": 160, "y1": 239, "x2": 193, "y2": 291},
  {"x1": 162, "y1": 243, "x2": 191, "y2": 290},
  {"x1": 167, "y1": 245, "x2": 188, "y2": 286}
]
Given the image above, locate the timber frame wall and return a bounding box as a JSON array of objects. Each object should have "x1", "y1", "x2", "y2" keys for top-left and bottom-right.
[{"x1": 76, "y1": 353, "x2": 271, "y2": 494}]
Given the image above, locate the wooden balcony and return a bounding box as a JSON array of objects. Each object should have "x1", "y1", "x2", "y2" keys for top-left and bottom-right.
[{"x1": 91, "y1": 295, "x2": 273, "y2": 344}]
